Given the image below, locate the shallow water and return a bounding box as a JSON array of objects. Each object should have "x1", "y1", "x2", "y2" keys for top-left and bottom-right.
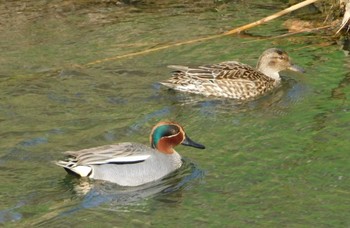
[{"x1": 0, "y1": 0, "x2": 350, "y2": 227}]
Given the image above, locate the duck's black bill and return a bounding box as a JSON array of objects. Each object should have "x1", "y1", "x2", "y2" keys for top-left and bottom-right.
[
  {"x1": 181, "y1": 135, "x2": 205, "y2": 149},
  {"x1": 288, "y1": 64, "x2": 305, "y2": 73}
]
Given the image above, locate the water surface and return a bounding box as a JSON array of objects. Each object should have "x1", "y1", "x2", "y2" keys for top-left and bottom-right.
[{"x1": 0, "y1": 0, "x2": 349, "y2": 227}]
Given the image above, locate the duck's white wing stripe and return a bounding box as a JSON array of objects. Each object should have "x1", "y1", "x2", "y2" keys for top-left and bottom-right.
[
  {"x1": 56, "y1": 155, "x2": 150, "y2": 177},
  {"x1": 84, "y1": 154, "x2": 151, "y2": 165},
  {"x1": 104, "y1": 154, "x2": 151, "y2": 163}
]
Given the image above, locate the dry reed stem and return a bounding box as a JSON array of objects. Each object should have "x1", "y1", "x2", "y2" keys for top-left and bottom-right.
[
  {"x1": 85, "y1": 0, "x2": 319, "y2": 66},
  {"x1": 243, "y1": 24, "x2": 332, "y2": 43},
  {"x1": 224, "y1": 0, "x2": 319, "y2": 35},
  {"x1": 336, "y1": 1, "x2": 350, "y2": 34}
]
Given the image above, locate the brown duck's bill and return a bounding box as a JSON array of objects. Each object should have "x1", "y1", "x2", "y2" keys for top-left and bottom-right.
[
  {"x1": 288, "y1": 64, "x2": 305, "y2": 73},
  {"x1": 181, "y1": 135, "x2": 205, "y2": 149}
]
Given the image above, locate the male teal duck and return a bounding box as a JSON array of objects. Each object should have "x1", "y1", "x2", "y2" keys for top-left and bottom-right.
[
  {"x1": 56, "y1": 121, "x2": 205, "y2": 186},
  {"x1": 161, "y1": 48, "x2": 304, "y2": 100}
]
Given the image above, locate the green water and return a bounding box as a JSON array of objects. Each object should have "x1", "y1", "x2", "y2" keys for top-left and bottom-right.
[{"x1": 0, "y1": 0, "x2": 349, "y2": 227}]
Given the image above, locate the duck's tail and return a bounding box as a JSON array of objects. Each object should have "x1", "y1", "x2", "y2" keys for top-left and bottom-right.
[{"x1": 55, "y1": 160, "x2": 92, "y2": 177}]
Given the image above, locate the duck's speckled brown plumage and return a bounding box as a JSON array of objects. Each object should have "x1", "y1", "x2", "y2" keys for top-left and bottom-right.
[{"x1": 161, "y1": 48, "x2": 304, "y2": 100}]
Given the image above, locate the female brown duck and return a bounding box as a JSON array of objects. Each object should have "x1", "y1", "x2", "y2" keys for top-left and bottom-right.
[{"x1": 161, "y1": 48, "x2": 304, "y2": 100}]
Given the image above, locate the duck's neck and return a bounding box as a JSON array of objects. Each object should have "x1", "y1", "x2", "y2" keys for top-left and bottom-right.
[
  {"x1": 153, "y1": 140, "x2": 175, "y2": 154},
  {"x1": 257, "y1": 64, "x2": 281, "y2": 81},
  {"x1": 261, "y1": 68, "x2": 281, "y2": 81}
]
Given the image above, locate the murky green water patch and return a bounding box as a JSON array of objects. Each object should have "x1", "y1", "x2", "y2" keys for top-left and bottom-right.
[{"x1": 0, "y1": 0, "x2": 349, "y2": 227}]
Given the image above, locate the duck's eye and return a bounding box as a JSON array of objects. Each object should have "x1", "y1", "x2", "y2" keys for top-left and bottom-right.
[
  {"x1": 278, "y1": 56, "x2": 285, "y2": 60},
  {"x1": 165, "y1": 125, "x2": 179, "y2": 136},
  {"x1": 170, "y1": 128, "x2": 178, "y2": 134}
]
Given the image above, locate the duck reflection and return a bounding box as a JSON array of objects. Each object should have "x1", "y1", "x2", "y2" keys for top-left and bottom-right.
[{"x1": 61, "y1": 159, "x2": 203, "y2": 209}]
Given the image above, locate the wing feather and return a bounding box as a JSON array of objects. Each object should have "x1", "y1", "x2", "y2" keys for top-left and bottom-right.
[
  {"x1": 167, "y1": 61, "x2": 267, "y2": 81},
  {"x1": 62, "y1": 143, "x2": 152, "y2": 166}
]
